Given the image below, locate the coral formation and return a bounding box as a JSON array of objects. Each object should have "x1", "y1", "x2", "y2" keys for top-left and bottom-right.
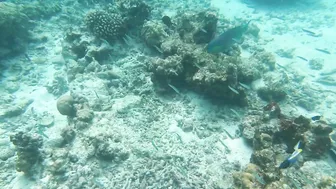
[
  {"x1": 175, "y1": 10, "x2": 218, "y2": 44},
  {"x1": 60, "y1": 127, "x2": 76, "y2": 145},
  {"x1": 10, "y1": 132, "x2": 43, "y2": 176},
  {"x1": 233, "y1": 164, "x2": 267, "y2": 188},
  {"x1": 46, "y1": 71, "x2": 69, "y2": 97},
  {"x1": 115, "y1": 0, "x2": 151, "y2": 29},
  {"x1": 71, "y1": 94, "x2": 95, "y2": 129},
  {"x1": 236, "y1": 101, "x2": 334, "y2": 187},
  {"x1": 57, "y1": 95, "x2": 76, "y2": 116},
  {"x1": 141, "y1": 21, "x2": 169, "y2": 47},
  {"x1": 88, "y1": 134, "x2": 130, "y2": 162},
  {"x1": 141, "y1": 11, "x2": 271, "y2": 105},
  {"x1": 85, "y1": 10, "x2": 125, "y2": 41}
]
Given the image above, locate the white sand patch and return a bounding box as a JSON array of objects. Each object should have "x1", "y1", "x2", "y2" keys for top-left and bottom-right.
[
  {"x1": 225, "y1": 137, "x2": 253, "y2": 165},
  {"x1": 111, "y1": 95, "x2": 141, "y2": 113},
  {"x1": 168, "y1": 119, "x2": 198, "y2": 143},
  {"x1": 9, "y1": 173, "x2": 34, "y2": 189}
]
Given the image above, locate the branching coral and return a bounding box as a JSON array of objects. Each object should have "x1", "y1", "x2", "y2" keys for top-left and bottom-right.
[{"x1": 85, "y1": 10, "x2": 125, "y2": 40}]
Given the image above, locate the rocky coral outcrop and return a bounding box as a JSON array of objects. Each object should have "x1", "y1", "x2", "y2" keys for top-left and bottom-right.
[
  {"x1": 115, "y1": 0, "x2": 151, "y2": 29},
  {"x1": 175, "y1": 10, "x2": 218, "y2": 44},
  {"x1": 88, "y1": 134, "x2": 130, "y2": 162},
  {"x1": 140, "y1": 10, "x2": 276, "y2": 106},
  {"x1": 57, "y1": 95, "x2": 76, "y2": 116},
  {"x1": 235, "y1": 101, "x2": 334, "y2": 188},
  {"x1": 10, "y1": 132, "x2": 43, "y2": 176},
  {"x1": 46, "y1": 71, "x2": 69, "y2": 97}
]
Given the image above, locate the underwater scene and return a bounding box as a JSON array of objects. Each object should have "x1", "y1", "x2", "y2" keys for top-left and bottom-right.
[{"x1": 0, "y1": 0, "x2": 336, "y2": 188}]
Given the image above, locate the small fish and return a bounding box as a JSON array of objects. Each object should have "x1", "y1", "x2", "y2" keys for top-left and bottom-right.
[
  {"x1": 239, "y1": 82, "x2": 251, "y2": 90},
  {"x1": 122, "y1": 37, "x2": 131, "y2": 46},
  {"x1": 296, "y1": 56, "x2": 308, "y2": 61},
  {"x1": 206, "y1": 20, "x2": 251, "y2": 54},
  {"x1": 24, "y1": 53, "x2": 32, "y2": 61},
  {"x1": 315, "y1": 48, "x2": 331, "y2": 54},
  {"x1": 302, "y1": 28, "x2": 316, "y2": 35},
  {"x1": 153, "y1": 45, "x2": 163, "y2": 54},
  {"x1": 252, "y1": 172, "x2": 266, "y2": 185},
  {"x1": 302, "y1": 29, "x2": 321, "y2": 37},
  {"x1": 200, "y1": 28, "x2": 208, "y2": 33},
  {"x1": 230, "y1": 109, "x2": 240, "y2": 117},
  {"x1": 168, "y1": 83, "x2": 180, "y2": 94},
  {"x1": 279, "y1": 141, "x2": 303, "y2": 169},
  {"x1": 228, "y1": 86, "x2": 239, "y2": 95},
  {"x1": 311, "y1": 115, "x2": 322, "y2": 121}
]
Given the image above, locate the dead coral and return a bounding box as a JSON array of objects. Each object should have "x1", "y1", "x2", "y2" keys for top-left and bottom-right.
[
  {"x1": 115, "y1": 0, "x2": 151, "y2": 29},
  {"x1": 175, "y1": 10, "x2": 218, "y2": 44},
  {"x1": 141, "y1": 20, "x2": 169, "y2": 47}
]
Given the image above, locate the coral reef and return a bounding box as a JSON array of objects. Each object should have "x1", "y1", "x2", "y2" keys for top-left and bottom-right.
[
  {"x1": 141, "y1": 21, "x2": 169, "y2": 47},
  {"x1": 233, "y1": 163, "x2": 266, "y2": 188},
  {"x1": 115, "y1": 0, "x2": 151, "y2": 29},
  {"x1": 236, "y1": 101, "x2": 334, "y2": 187},
  {"x1": 57, "y1": 94, "x2": 94, "y2": 128},
  {"x1": 175, "y1": 11, "x2": 218, "y2": 44},
  {"x1": 85, "y1": 10, "x2": 125, "y2": 41},
  {"x1": 10, "y1": 132, "x2": 43, "y2": 176},
  {"x1": 140, "y1": 11, "x2": 275, "y2": 105}
]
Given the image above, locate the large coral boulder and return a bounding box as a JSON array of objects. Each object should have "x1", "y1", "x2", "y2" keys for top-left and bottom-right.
[{"x1": 57, "y1": 95, "x2": 76, "y2": 116}]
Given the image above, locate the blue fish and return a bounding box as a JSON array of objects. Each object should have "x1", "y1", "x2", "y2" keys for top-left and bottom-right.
[
  {"x1": 279, "y1": 141, "x2": 303, "y2": 169},
  {"x1": 206, "y1": 20, "x2": 251, "y2": 54},
  {"x1": 311, "y1": 115, "x2": 322, "y2": 121}
]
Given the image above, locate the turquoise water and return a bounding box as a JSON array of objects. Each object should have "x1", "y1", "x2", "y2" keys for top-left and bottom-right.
[{"x1": 0, "y1": 0, "x2": 335, "y2": 188}]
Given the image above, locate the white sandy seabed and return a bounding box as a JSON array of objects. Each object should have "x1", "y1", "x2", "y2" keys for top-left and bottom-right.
[{"x1": 1, "y1": 0, "x2": 336, "y2": 188}]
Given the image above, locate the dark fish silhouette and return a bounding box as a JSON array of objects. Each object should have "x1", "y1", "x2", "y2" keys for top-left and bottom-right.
[
  {"x1": 206, "y1": 20, "x2": 251, "y2": 54},
  {"x1": 162, "y1": 16, "x2": 174, "y2": 28},
  {"x1": 311, "y1": 115, "x2": 322, "y2": 121}
]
